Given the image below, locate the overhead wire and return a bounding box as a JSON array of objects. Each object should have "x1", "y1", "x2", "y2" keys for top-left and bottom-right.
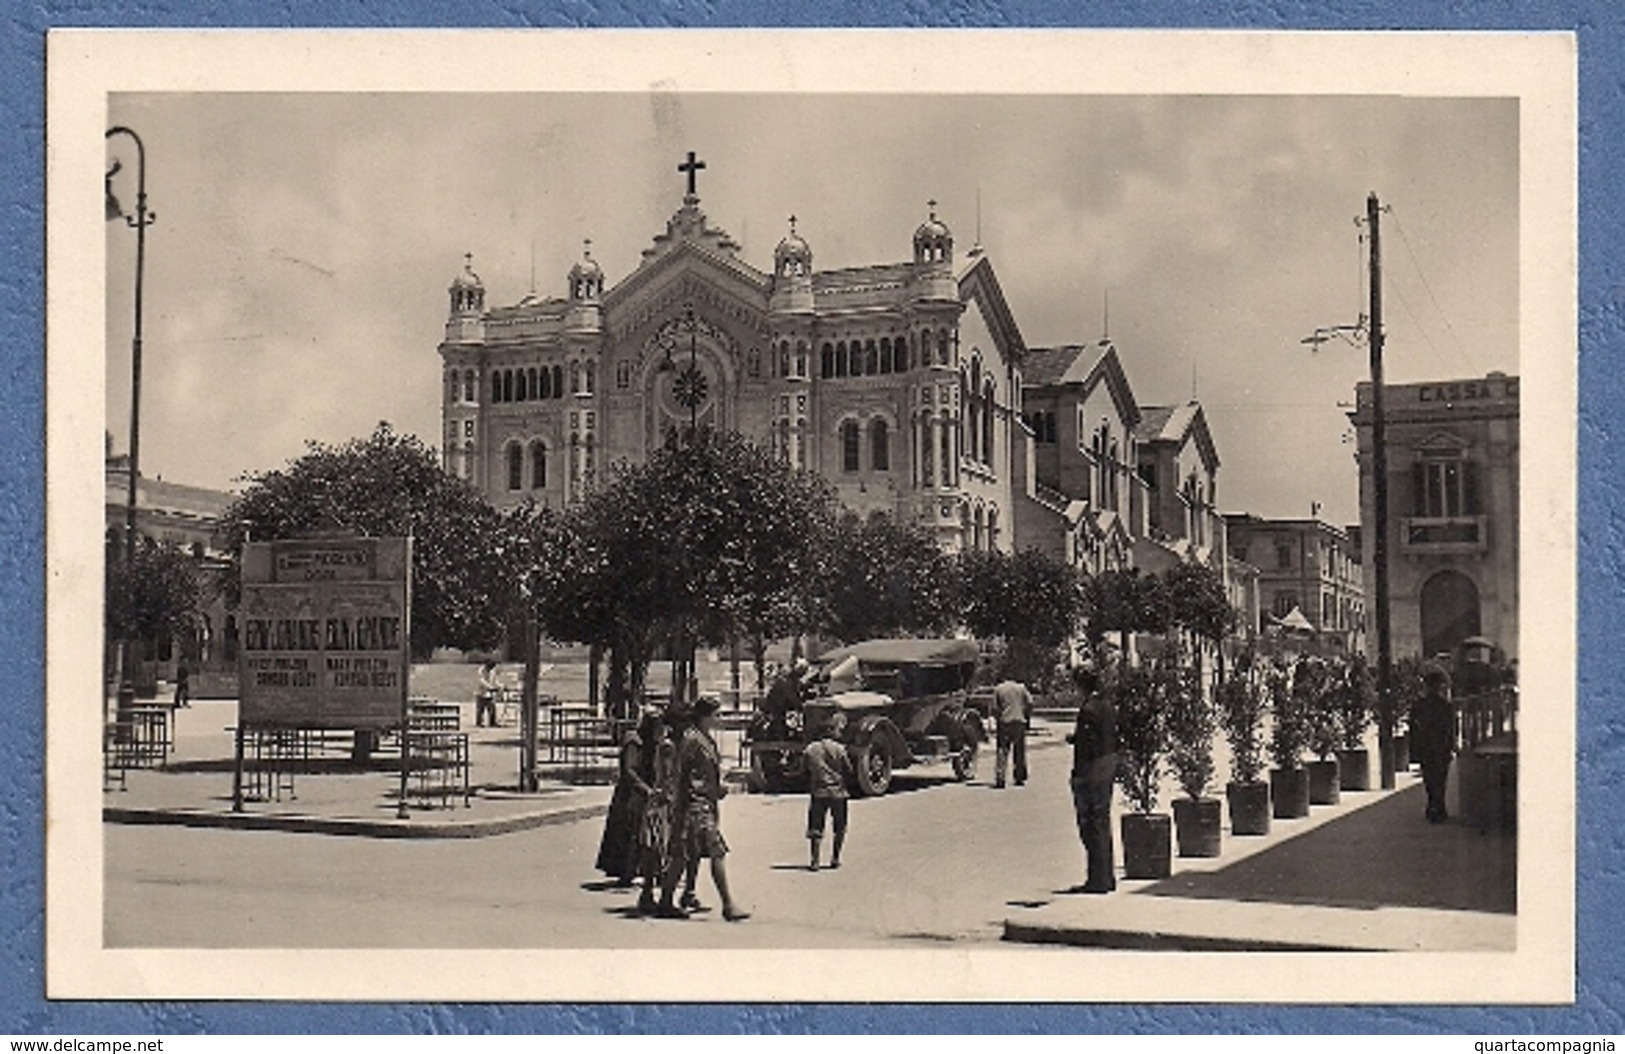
[{"x1": 1388, "y1": 208, "x2": 1478, "y2": 374}]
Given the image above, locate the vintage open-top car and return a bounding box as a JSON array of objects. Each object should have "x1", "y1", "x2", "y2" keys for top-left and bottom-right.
[{"x1": 746, "y1": 637, "x2": 989, "y2": 796}]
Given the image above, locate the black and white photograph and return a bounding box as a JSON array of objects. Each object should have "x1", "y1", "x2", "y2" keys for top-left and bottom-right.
[{"x1": 47, "y1": 30, "x2": 1575, "y2": 1002}]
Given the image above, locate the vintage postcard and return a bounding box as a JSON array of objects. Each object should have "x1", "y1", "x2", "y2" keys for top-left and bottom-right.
[{"x1": 46, "y1": 29, "x2": 1575, "y2": 1002}]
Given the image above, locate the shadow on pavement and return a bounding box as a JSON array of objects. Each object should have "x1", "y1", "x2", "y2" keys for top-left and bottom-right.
[{"x1": 1140, "y1": 783, "x2": 1516, "y2": 915}]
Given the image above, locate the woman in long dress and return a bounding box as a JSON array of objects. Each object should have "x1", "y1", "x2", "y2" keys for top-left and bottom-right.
[
  {"x1": 594, "y1": 716, "x2": 651, "y2": 886},
  {"x1": 636, "y1": 710, "x2": 676, "y2": 915}
]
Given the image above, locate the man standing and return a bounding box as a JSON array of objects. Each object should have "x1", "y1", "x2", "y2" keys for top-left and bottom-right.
[
  {"x1": 804, "y1": 711, "x2": 854, "y2": 871},
  {"x1": 172, "y1": 662, "x2": 191, "y2": 709},
  {"x1": 1067, "y1": 663, "x2": 1118, "y2": 892},
  {"x1": 991, "y1": 675, "x2": 1033, "y2": 789},
  {"x1": 475, "y1": 660, "x2": 500, "y2": 728},
  {"x1": 659, "y1": 696, "x2": 750, "y2": 921},
  {"x1": 1411, "y1": 666, "x2": 1457, "y2": 823}
]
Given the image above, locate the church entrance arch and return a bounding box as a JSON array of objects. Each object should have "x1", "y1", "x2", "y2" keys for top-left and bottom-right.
[{"x1": 1419, "y1": 569, "x2": 1481, "y2": 660}]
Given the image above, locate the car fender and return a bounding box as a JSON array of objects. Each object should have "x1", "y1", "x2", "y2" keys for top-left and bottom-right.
[{"x1": 851, "y1": 714, "x2": 908, "y2": 764}]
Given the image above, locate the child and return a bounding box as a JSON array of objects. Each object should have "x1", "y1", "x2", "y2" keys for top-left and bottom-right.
[{"x1": 804, "y1": 711, "x2": 854, "y2": 871}]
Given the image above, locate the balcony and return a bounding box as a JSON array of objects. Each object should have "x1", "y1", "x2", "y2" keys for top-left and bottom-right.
[{"x1": 1400, "y1": 514, "x2": 1489, "y2": 555}]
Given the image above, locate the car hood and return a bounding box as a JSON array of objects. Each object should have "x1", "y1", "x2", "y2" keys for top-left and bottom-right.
[{"x1": 808, "y1": 690, "x2": 894, "y2": 711}]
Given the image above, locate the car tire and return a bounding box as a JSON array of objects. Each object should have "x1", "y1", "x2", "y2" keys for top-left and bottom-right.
[{"x1": 854, "y1": 738, "x2": 893, "y2": 797}]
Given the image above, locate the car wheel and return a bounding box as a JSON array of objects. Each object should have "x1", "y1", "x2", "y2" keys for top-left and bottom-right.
[
  {"x1": 952, "y1": 736, "x2": 979, "y2": 782},
  {"x1": 854, "y1": 738, "x2": 893, "y2": 797}
]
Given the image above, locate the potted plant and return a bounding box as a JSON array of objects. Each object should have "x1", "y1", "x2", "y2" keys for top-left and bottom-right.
[
  {"x1": 1114, "y1": 661, "x2": 1172, "y2": 879},
  {"x1": 1218, "y1": 654, "x2": 1270, "y2": 836},
  {"x1": 1301, "y1": 658, "x2": 1341, "y2": 806},
  {"x1": 1266, "y1": 658, "x2": 1312, "y2": 819},
  {"x1": 1336, "y1": 655, "x2": 1375, "y2": 791},
  {"x1": 1166, "y1": 659, "x2": 1221, "y2": 857}
]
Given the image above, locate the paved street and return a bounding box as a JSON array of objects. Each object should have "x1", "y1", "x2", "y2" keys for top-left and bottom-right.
[{"x1": 106, "y1": 728, "x2": 1089, "y2": 949}]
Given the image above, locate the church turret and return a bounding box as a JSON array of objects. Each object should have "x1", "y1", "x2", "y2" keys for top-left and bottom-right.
[
  {"x1": 912, "y1": 201, "x2": 957, "y2": 302},
  {"x1": 769, "y1": 215, "x2": 815, "y2": 316},
  {"x1": 565, "y1": 240, "x2": 604, "y2": 334},
  {"x1": 445, "y1": 253, "x2": 486, "y2": 343}
]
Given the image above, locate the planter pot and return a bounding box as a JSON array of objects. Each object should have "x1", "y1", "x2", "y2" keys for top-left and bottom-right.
[
  {"x1": 1172, "y1": 797, "x2": 1223, "y2": 857},
  {"x1": 1226, "y1": 780, "x2": 1271, "y2": 836},
  {"x1": 1269, "y1": 766, "x2": 1311, "y2": 819},
  {"x1": 1307, "y1": 759, "x2": 1341, "y2": 805},
  {"x1": 1394, "y1": 733, "x2": 1411, "y2": 771},
  {"x1": 1337, "y1": 748, "x2": 1371, "y2": 791},
  {"x1": 1119, "y1": 812, "x2": 1173, "y2": 879}
]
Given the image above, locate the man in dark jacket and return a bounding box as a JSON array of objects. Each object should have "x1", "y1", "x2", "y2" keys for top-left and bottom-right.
[
  {"x1": 1066, "y1": 664, "x2": 1118, "y2": 892},
  {"x1": 1411, "y1": 666, "x2": 1457, "y2": 823}
]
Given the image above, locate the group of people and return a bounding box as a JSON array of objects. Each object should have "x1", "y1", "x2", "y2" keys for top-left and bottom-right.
[{"x1": 594, "y1": 694, "x2": 750, "y2": 922}]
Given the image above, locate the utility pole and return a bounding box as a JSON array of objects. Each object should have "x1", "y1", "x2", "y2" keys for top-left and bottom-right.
[
  {"x1": 1366, "y1": 191, "x2": 1396, "y2": 790},
  {"x1": 1300, "y1": 191, "x2": 1393, "y2": 788}
]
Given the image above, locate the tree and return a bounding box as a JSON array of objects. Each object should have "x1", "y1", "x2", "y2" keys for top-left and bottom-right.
[
  {"x1": 1114, "y1": 660, "x2": 1167, "y2": 814},
  {"x1": 959, "y1": 546, "x2": 1087, "y2": 685},
  {"x1": 1217, "y1": 652, "x2": 1267, "y2": 785},
  {"x1": 817, "y1": 513, "x2": 960, "y2": 644},
  {"x1": 1162, "y1": 560, "x2": 1237, "y2": 655},
  {"x1": 1086, "y1": 568, "x2": 1168, "y2": 646},
  {"x1": 220, "y1": 423, "x2": 511, "y2": 658},
  {"x1": 552, "y1": 428, "x2": 838, "y2": 704},
  {"x1": 105, "y1": 538, "x2": 205, "y2": 679}
]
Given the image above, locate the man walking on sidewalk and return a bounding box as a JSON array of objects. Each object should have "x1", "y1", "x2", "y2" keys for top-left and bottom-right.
[
  {"x1": 992, "y1": 676, "x2": 1033, "y2": 789},
  {"x1": 1412, "y1": 666, "x2": 1457, "y2": 823}
]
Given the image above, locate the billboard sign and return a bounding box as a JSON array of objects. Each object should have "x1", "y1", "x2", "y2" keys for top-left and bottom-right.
[{"x1": 238, "y1": 536, "x2": 411, "y2": 729}]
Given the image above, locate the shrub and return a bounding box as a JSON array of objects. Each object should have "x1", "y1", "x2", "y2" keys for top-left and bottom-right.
[
  {"x1": 1218, "y1": 657, "x2": 1267, "y2": 785},
  {"x1": 1165, "y1": 660, "x2": 1216, "y2": 800},
  {"x1": 1338, "y1": 655, "x2": 1376, "y2": 750},
  {"x1": 1266, "y1": 657, "x2": 1311, "y2": 770},
  {"x1": 1114, "y1": 662, "x2": 1167, "y2": 814}
]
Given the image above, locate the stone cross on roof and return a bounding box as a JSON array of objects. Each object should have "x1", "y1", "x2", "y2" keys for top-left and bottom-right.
[{"x1": 678, "y1": 150, "x2": 707, "y2": 196}]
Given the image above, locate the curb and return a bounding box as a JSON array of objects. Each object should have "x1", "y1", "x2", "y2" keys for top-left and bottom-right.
[{"x1": 103, "y1": 800, "x2": 609, "y2": 839}]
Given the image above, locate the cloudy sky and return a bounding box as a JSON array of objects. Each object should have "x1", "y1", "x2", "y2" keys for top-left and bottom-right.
[{"x1": 104, "y1": 90, "x2": 1517, "y2": 524}]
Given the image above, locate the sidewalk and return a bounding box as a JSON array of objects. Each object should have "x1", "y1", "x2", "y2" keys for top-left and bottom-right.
[
  {"x1": 1001, "y1": 766, "x2": 1517, "y2": 952},
  {"x1": 103, "y1": 699, "x2": 620, "y2": 838}
]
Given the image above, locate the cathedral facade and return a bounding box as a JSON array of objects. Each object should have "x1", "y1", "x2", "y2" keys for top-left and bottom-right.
[{"x1": 438, "y1": 161, "x2": 1028, "y2": 553}]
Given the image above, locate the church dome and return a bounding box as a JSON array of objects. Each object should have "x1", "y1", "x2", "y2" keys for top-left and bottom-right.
[
  {"x1": 569, "y1": 245, "x2": 602, "y2": 280},
  {"x1": 568, "y1": 241, "x2": 604, "y2": 302},
  {"x1": 448, "y1": 253, "x2": 484, "y2": 316},
  {"x1": 912, "y1": 201, "x2": 953, "y2": 265},
  {"x1": 774, "y1": 216, "x2": 813, "y2": 277}
]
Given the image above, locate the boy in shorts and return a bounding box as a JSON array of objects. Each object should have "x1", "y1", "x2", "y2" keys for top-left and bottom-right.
[{"x1": 804, "y1": 711, "x2": 854, "y2": 871}]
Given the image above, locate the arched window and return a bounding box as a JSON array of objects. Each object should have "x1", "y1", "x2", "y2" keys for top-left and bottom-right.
[
  {"x1": 584, "y1": 361, "x2": 596, "y2": 395},
  {"x1": 552, "y1": 365, "x2": 564, "y2": 399},
  {"x1": 879, "y1": 337, "x2": 893, "y2": 374},
  {"x1": 841, "y1": 420, "x2": 860, "y2": 473},
  {"x1": 848, "y1": 342, "x2": 864, "y2": 378},
  {"x1": 988, "y1": 507, "x2": 1000, "y2": 551},
  {"x1": 871, "y1": 419, "x2": 890, "y2": 471},
  {"x1": 982, "y1": 382, "x2": 996, "y2": 463},
  {"x1": 540, "y1": 366, "x2": 552, "y2": 399},
  {"x1": 464, "y1": 369, "x2": 475, "y2": 403},
  {"x1": 526, "y1": 367, "x2": 538, "y2": 401},
  {"x1": 502, "y1": 370, "x2": 515, "y2": 403},
  {"x1": 835, "y1": 342, "x2": 849, "y2": 378},
  {"x1": 821, "y1": 343, "x2": 834, "y2": 379},
  {"x1": 569, "y1": 362, "x2": 581, "y2": 394},
  {"x1": 938, "y1": 329, "x2": 952, "y2": 365},
  {"x1": 506, "y1": 443, "x2": 523, "y2": 491},
  {"x1": 530, "y1": 440, "x2": 547, "y2": 489},
  {"x1": 796, "y1": 341, "x2": 808, "y2": 379},
  {"x1": 492, "y1": 373, "x2": 503, "y2": 403},
  {"x1": 864, "y1": 340, "x2": 878, "y2": 376}
]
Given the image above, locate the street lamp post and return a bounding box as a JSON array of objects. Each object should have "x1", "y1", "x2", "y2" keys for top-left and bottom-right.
[
  {"x1": 660, "y1": 303, "x2": 704, "y2": 703},
  {"x1": 106, "y1": 126, "x2": 154, "y2": 715}
]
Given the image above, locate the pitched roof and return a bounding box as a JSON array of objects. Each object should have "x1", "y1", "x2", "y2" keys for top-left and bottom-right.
[{"x1": 1022, "y1": 341, "x2": 1111, "y2": 387}]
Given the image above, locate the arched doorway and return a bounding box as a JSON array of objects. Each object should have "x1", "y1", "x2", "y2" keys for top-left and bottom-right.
[{"x1": 1420, "y1": 569, "x2": 1481, "y2": 660}]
